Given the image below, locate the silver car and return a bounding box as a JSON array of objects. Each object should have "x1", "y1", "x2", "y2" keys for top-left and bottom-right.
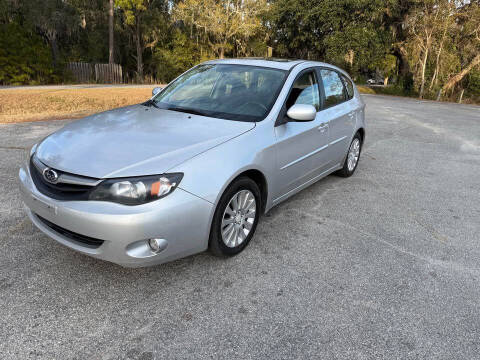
[{"x1": 19, "y1": 58, "x2": 365, "y2": 267}]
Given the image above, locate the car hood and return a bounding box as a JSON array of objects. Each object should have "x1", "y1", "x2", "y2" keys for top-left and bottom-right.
[{"x1": 35, "y1": 105, "x2": 255, "y2": 178}]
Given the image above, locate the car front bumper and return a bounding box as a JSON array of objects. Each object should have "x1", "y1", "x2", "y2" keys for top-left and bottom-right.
[{"x1": 18, "y1": 164, "x2": 214, "y2": 267}]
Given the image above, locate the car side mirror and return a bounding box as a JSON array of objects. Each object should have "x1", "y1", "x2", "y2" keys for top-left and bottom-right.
[
  {"x1": 286, "y1": 104, "x2": 317, "y2": 122},
  {"x1": 152, "y1": 87, "x2": 164, "y2": 96}
]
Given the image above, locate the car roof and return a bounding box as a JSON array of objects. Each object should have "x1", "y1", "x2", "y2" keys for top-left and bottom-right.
[
  {"x1": 203, "y1": 58, "x2": 305, "y2": 71},
  {"x1": 203, "y1": 58, "x2": 347, "y2": 74}
]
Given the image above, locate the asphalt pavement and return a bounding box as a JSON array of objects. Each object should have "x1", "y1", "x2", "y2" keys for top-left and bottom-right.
[{"x1": 0, "y1": 95, "x2": 479, "y2": 359}]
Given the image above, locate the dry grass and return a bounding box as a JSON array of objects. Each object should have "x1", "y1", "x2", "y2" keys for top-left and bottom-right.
[
  {"x1": 356, "y1": 85, "x2": 376, "y2": 95},
  {"x1": 0, "y1": 87, "x2": 156, "y2": 123}
]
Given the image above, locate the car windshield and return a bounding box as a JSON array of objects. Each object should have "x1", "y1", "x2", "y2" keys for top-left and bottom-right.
[{"x1": 152, "y1": 64, "x2": 288, "y2": 122}]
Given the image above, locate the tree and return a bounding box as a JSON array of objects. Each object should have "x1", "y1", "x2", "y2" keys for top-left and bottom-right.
[
  {"x1": 268, "y1": 0, "x2": 395, "y2": 73},
  {"x1": 0, "y1": 22, "x2": 54, "y2": 84},
  {"x1": 109, "y1": 0, "x2": 114, "y2": 63},
  {"x1": 428, "y1": 0, "x2": 456, "y2": 91},
  {"x1": 153, "y1": 29, "x2": 204, "y2": 82},
  {"x1": 404, "y1": 0, "x2": 440, "y2": 99},
  {"x1": 24, "y1": 0, "x2": 78, "y2": 69},
  {"x1": 174, "y1": 0, "x2": 267, "y2": 59},
  {"x1": 375, "y1": 54, "x2": 397, "y2": 86},
  {"x1": 117, "y1": 0, "x2": 158, "y2": 82},
  {"x1": 384, "y1": 0, "x2": 417, "y2": 84},
  {"x1": 438, "y1": 1, "x2": 480, "y2": 99}
]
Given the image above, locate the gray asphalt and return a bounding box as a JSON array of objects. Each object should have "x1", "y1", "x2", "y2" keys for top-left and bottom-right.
[{"x1": 1, "y1": 95, "x2": 479, "y2": 360}]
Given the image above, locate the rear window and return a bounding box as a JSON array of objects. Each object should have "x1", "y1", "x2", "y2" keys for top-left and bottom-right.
[
  {"x1": 320, "y1": 69, "x2": 346, "y2": 108},
  {"x1": 342, "y1": 75, "x2": 355, "y2": 100}
]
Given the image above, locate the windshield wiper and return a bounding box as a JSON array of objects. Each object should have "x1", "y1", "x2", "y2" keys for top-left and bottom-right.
[
  {"x1": 165, "y1": 106, "x2": 209, "y2": 117},
  {"x1": 142, "y1": 99, "x2": 160, "y2": 109}
]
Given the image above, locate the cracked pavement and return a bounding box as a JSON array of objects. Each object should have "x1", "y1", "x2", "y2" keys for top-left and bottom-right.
[{"x1": 1, "y1": 95, "x2": 480, "y2": 359}]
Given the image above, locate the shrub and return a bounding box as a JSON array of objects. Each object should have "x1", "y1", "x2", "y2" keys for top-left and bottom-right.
[{"x1": 0, "y1": 22, "x2": 55, "y2": 85}]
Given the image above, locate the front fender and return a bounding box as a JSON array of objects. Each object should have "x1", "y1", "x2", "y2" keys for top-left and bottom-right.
[{"x1": 167, "y1": 125, "x2": 277, "y2": 211}]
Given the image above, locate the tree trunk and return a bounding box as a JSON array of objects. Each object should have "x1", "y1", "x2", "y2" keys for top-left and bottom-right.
[
  {"x1": 429, "y1": 51, "x2": 440, "y2": 91},
  {"x1": 135, "y1": 16, "x2": 143, "y2": 83},
  {"x1": 458, "y1": 89, "x2": 464, "y2": 104},
  {"x1": 429, "y1": 26, "x2": 447, "y2": 91},
  {"x1": 442, "y1": 54, "x2": 480, "y2": 93},
  {"x1": 436, "y1": 89, "x2": 442, "y2": 101},
  {"x1": 108, "y1": 0, "x2": 114, "y2": 64},
  {"x1": 48, "y1": 33, "x2": 59, "y2": 69},
  {"x1": 392, "y1": 46, "x2": 411, "y2": 77},
  {"x1": 219, "y1": 46, "x2": 225, "y2": 59},
  {"x1": 419, "y1": 47, "x2": 429, "y2": 99},
  {"x1": 384, "y1": 77, "x2": 389, "y2": 86},
  {"x1": 392, "y1": 45, "x2": 413, "y2": 91}
]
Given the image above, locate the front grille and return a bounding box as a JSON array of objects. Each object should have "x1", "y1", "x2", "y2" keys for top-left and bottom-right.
[
  {"x1": 29, "y1": 159, "x2": 95, "y2": 201},
  {"x1": 35, "y1": 214, "x2": 105, "y2": 248}
]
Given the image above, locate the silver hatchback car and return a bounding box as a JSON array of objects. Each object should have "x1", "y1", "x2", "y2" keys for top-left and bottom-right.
[{"x1": 19, "y1": 58, "x2": 365, "y2": 267}]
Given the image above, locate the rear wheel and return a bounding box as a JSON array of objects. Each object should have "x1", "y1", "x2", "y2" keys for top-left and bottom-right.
[
  {"x1": 336, "y1": 133, "x2": 362, "y2": 177},
  {"x1": 209, "y1": 177, "x2": 261, "y2": 257}
]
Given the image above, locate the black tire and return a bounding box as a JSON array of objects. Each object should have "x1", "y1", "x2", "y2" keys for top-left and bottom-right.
[
  {"x1": 335, "y1": 132, "x2": 362, "y2": 178},
  {"x1": 209, "y1": 177, "x2": 261, "y2": 257}
]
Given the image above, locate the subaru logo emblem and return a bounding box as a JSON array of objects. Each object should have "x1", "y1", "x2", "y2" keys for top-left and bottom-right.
[{"x1": 43, "y1": 168, "x2": 59, "y2": 184}]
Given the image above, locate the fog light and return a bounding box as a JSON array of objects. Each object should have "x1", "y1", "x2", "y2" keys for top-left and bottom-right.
[{"x1": 148, "y1": 238, "x2": 167, "y2": 253}]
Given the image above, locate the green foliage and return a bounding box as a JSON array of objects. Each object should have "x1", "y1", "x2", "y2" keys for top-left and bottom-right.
[
  {"x1": 466, "y1": 70, "x2": 480, "y2": 97},
  {"x1": 268, "y1": 0, "x2": 393, "y2": 63},
  {"x1": 323, "y1": 24, "x2": 388, "y2": 73},
  {"x1": 398, "y1": 74, "x2": 415, "y2": 93},
  {"x1": 0, "y1": 22, "x2": 55, "y2": 85},
  {"x1": 117, "y1": 0, "x2": 148, "y2": 25},
  {"x1": 374, "y1": 55, "x2": 397, "y2": 78},
  {"x1": 153, "y1": 30, "x2": 206, "y2": 83}
]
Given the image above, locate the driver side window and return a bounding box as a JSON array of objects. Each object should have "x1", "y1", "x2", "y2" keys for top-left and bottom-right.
[{"x1": 286, "y1": 71, "x2": 320, "y2": 111}]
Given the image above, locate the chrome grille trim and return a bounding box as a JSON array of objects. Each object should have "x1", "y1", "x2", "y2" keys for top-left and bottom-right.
[
  {"x1": 32, "y1": 154, "x2": 101, "y2": 187},
  {"x1": 57, "y1": 173, "x2": 102, "y2": 187}
]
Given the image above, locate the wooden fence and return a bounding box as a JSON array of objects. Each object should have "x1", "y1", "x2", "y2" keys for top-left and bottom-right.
[
  {"x1": 67, "y1": 62, "x2": 93, "y2": 83},
  {"x1": 94, "y1": 63, "x2": 123, "y2": 83},
  {"x1": 67, "y1": 62, "x2": 123, "y2": 84}
]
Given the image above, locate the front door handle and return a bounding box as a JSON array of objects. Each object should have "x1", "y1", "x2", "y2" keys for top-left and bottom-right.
[{"x1": 317, "y1": 123, "x2": 328, "y2": 133}]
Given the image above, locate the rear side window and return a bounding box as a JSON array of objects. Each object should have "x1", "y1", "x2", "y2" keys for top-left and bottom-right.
[
  {"x1": 342, "y1": 75, "x2": 355, "y2": 100},
  {"x1": 285, "y1": 71, "x2": 320, "y2": 111},
  {"x1": 320, "y1": 69, "x2": 346, "y2": 108}
]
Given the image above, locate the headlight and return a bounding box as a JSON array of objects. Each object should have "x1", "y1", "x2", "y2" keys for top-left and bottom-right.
[{"x1": 89, "y1": 173, "x2": 183, "y2": 205}]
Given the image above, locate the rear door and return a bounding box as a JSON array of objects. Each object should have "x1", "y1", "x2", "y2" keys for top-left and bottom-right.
[
  {"x1": 317, "y1": 68, "x2": 356, "y2": 165},
  {"x1": 273, "y1": 69, "x2": 331, "y2": 201}
]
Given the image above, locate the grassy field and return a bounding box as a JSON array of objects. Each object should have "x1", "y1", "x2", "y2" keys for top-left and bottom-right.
[
  {"x1": 356, "y1": 85, "x2": 376, "y2": 95},
  {"x1": 0, "y1": 87, "x2": 155, "y2": 123}
]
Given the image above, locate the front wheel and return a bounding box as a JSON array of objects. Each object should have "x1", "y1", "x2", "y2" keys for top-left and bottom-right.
[
  {"x1": 336, "y1": 133, "x2": 362, "y2": 177},
  {"x1": 209, "y1": 177, "x2": 261, "y2": 257}
]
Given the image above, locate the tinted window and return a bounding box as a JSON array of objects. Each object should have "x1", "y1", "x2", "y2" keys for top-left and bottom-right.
[
  {"x1": 342, "y1": 75, "x2": 354, "y2": 99},
  {"x1": 153, "y1": 64, "x2": 287, "y2": 122},
  {"x1": 285, "y1": 71, "x2": 320, "y2": 111},
  {"x1": 320, "y1": 69, "x2": 346, "y2": 108}
]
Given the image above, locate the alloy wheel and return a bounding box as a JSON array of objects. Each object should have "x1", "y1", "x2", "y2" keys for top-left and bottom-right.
[
  {"x1": 347, "y1": 138, "x2": 361, "y2": 172},
  {"x1": 221, "y1": 190, "x2": 256, "y2": 248}
]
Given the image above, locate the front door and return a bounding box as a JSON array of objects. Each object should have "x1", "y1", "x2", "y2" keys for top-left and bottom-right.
[{"x1": 274, "y1": 69, "x2": 331, "y2": 201}]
